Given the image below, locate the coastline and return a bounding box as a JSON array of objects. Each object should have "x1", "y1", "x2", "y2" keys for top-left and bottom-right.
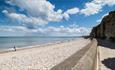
[
  {"x1": 0, "y1": 38, "x2": 90, "y2": 70},
  {"x1": 0, "y1": 38, "x2": 78, "y2": 54}
]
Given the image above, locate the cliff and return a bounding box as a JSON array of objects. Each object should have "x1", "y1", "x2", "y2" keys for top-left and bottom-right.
[{"x1": 90, "y1": 11, "x2": 115, "y2": 40}]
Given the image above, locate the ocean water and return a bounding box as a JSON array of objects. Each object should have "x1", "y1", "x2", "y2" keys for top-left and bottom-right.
[{"x1": 0, "y1": 36, "x2": 79, "y2": 51}]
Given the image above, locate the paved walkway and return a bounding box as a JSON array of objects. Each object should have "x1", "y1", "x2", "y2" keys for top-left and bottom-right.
[
  {"x1": 51, "y1": 42, "x2": 92, "y2": 70},
  {"x1": 98, "y1": 40, "x2": 115, "y2": 70},
  {"x1": 51, "y1": 39, "x2": 97, "y2": 70}
]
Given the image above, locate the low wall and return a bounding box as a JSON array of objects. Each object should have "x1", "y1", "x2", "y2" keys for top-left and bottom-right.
[
  {"x1": 72, "y1": 39, "x2": 98, "y2": 70},
  {"x1": 51, "y1": 39, "x2": 98, "y2": 70}
]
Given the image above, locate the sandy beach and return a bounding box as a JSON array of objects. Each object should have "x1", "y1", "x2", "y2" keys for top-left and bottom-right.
[{"x1": 0, "y1": 38, "x2": 90, "y2": 70}]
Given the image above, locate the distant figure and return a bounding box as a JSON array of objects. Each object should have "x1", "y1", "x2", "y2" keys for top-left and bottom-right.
[{"x1": 14, "y1": 45, "x2": 16, "y2": 51}]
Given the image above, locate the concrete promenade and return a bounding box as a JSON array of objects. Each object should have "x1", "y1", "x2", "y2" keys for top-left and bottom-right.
[{"x1": 51, "y1": 39, "x2": 98, "y2": 70}]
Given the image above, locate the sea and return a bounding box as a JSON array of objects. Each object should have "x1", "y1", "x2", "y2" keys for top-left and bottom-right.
[{"x1": 0, "y1": 36, "x2": 80, "y2": 51}]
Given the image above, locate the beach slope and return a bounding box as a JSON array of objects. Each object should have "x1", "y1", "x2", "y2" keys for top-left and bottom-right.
[{"x1": 0, "y1": 38, "x2": 90, "y2": 70}]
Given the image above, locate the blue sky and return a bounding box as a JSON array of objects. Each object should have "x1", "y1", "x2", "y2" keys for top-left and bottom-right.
[{"x1": 0, "y1": 0, "x2": 115, "y2": 36}]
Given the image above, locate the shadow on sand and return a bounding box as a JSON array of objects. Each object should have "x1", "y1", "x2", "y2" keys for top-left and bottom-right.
[
  {"x1": 102, "y1": 58, "x2": 115, "y2": 70},
  {"x1": 97, "y1": 39, "x2": 115, "y2": 49},
  {"x1": 97, "y1": 39, "x2": 115, "y2": 70}
]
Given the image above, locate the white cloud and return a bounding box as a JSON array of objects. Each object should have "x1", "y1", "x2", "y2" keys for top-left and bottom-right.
[
  {"x1": 96, "y1": 19, "x2": 102, "y2": 23},
  {"x1": 63, "y1": 13, "x2": 70, "y2": 20},
  {"x1": 63, "y1": 8, "x2": 79, "y2": 20},
  {"x1": 36, "y1": 25, "x2": 91, "y2": 36},
  {"x1": 42, "y1": 25, "x2": 91, "y2": 36},
  {"x1": 9, "y1": 0, "x2": 115, "y2": 24},
  {"x1": 101, "y1": 13, "x2": 109, "y2": 18},
  {"x1": 4, "y1": 0, "x2": 80, "y2": 25},
  {"x1": 1, "y1": 26, "x2": 27, "y2": 33},
  {"x1": 4, "y1": 0, "x2": 65, "y2": 25},
  {"x1": 2, "y1": 10, "x2": 8, "y2": 14},
  {"x1": 66, "y1": 7, "x2": 79, "y2": 15},
  {"x1": 81, "y1": 2, "x2": 102, "y2": 16},
  {"x1": 63, "y1": 7, "x2": 79, "y2": 20},
  {"x1": 0, "y1": 26, "x2": 36, "y2": 32},
  {"x1": 81, "y1": 0, "x2": 115, "y2": 16},
  {"x1": 3, "y1": 10, "x2": 48, "y2": 25},
  {"x1": 96, "y1": 13, "x2": 108, "y2": 23},
  {"x1": 104, "y1": 0, "x2": 115, "y2": 6},
  {"x1": 0, "y1": 24, "x2": 91, "y2": 36}
]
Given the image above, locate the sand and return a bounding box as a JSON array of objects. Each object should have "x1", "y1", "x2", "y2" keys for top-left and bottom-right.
[
  {"x1": 99, "y1": 46, "x2": 115, "y2": 70},
  {"x1": 98, "y1": 40, "x2": 115, "y2": 70},
  {"x1": 0, "y1": 38, "x2": 90, "y2": 70}
]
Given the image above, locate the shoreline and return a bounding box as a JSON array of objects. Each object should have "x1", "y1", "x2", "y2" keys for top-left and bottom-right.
[
  {"x1": 0, "y1": 38, "x2": 90, "y2": 70},
  {"x1": 0, "y1": 38, "x2": 79, "y2": 54}
]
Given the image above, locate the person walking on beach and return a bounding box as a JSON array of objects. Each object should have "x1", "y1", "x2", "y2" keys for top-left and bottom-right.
[{"x1": 14, "y1": 45, "x2": 16, "y2": 51}]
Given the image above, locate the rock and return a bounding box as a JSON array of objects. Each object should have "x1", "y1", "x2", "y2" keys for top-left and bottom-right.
[{"x1": 90, "y1": 10, "x2": 115, "y2": 40}]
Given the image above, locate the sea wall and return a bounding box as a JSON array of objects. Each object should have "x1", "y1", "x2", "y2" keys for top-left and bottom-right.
[
  {"x1": 51, "y1": 39, "x2": 98, "y2": 70},
  {"x1": 90, "y1": 11, "x2": 115, "y2": 40},
  {"x1": 72, "y1": 39, "x2": 98, "y2": 70}
]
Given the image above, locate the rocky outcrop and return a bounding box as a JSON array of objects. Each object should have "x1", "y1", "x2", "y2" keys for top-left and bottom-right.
[{"x1": 90, "y1": 11, "x2": 115, "y2": 40}]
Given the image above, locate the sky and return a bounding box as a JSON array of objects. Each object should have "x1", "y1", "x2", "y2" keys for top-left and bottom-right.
[{"x1": 0, "y1": 0, "x2": 115, "y2": 36}]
